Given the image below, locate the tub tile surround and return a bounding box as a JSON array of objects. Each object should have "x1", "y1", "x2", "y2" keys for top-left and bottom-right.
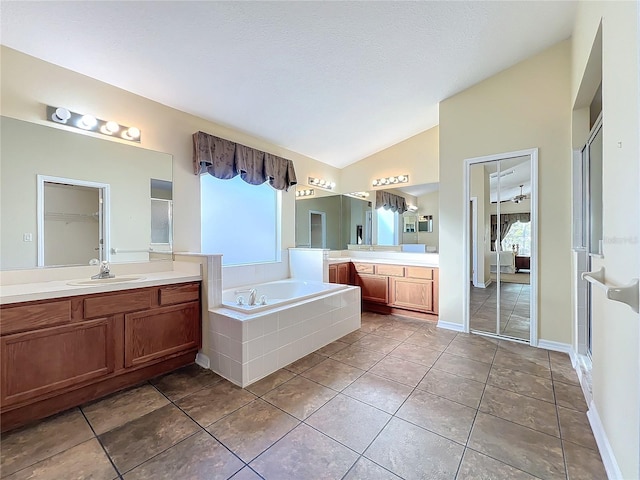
[
  {"x1": 0, "y1": 312, "x2": 606, "y2": 480},
  {"x1": 222, "y1": 251, "x2": 290, "y2": 290},
  {"x1": 210, "y1": 286, "x2": 361, "y2": 387}
]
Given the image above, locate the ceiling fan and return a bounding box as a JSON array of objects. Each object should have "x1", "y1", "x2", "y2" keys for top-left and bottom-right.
[{"x1": 511, "y1": 184, "x2": 529, "y2": 203}]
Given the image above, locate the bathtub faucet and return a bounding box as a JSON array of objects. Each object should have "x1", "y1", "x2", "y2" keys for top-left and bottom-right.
[{"x1": 234, "y1": 288, "x2": 257, "y2": 306}]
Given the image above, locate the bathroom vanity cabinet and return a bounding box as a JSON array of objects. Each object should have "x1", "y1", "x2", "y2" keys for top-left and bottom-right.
[
  {"x1": 352, "y1": 262, "x2": 439, "y2": 319},
  {"x1": 328, "y1": 262, "x2": 350, "y2": 285},
  {"x1": 0, "y1": 281, "x2": 201, "y2": 432}
]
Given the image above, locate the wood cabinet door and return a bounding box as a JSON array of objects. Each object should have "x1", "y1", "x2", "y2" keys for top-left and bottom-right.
[
  {"x1": 389, "y1": 278, "x2": 433, "y2": 312},
  {"x1": 124, "y1": 302, "x2": 200, "y2": 368},
  {"x1": 337, "y1": 263, "x2": 350, "y2": 284},
  {"x1": 355, "y1": 274, "x2": 389, "y2": 304},
  {"x1": 328, "y1": 264, "x2": 337, "y2": 284},
  {"x1": 1, "y1": 319, "x2": 114, "y2": 407}
]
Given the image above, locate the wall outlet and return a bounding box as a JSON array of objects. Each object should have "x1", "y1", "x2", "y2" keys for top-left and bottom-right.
[{"x1": 23, "y1": 233, "x2": 33, "y2": 242}]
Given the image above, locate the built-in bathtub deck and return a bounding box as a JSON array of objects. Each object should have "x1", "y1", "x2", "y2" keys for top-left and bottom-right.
[{"x1": 209, "y1": 284, "x2": 361, "y2": 387}]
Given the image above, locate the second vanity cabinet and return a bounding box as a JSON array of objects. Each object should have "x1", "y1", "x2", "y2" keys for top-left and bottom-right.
[
  {"x1": 352, "y1": 262, "x2": 439, "y2": 319},
  {"x1": 0, "y1": 281, "x2": 201, "y2": 432},
  {"x1": 328, "y1": 262, "x2": 350, "y2": 285}
]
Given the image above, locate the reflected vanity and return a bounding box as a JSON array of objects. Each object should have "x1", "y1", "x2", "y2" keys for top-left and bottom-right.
[{"x1": 294, "y1": 184, "x2": 439, "y2": 251}]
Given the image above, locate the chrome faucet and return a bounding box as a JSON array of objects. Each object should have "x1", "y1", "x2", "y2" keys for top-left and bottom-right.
[
  {"x1": 91, "y1": 260, "x2": 115, "y2": 279},
  {"x1": 234, "y1": 288, "x2": 257, "y2": 306}
]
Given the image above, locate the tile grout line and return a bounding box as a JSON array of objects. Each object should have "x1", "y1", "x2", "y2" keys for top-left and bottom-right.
[
  {"x1": 147, "y1": 381, "x2": 253, "y2": 478},
  {"x1": 78, "y1": 405, "x2": 125, "y2": 480}
]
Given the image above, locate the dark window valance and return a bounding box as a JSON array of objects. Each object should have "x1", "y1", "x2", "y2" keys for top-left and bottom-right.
[
  {"x1": 193, "y1": 131, "x2": 297, "y2": 191},
  {"x1": 375, "y1": 190, "x2": 407, "y2": 214}
]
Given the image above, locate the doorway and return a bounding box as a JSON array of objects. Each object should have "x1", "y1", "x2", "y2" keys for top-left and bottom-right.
[
  {"x1": 309, "y1": 210, "x2": 326, "y2": 248},
  {"x1": 37, "y1": 175, "x2": 110, "y2": 267},
  {"x1": 464, "y1": 149, "x2": 538, "y2": 345}
]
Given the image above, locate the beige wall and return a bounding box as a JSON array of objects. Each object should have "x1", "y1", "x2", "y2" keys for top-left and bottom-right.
[
  {"x1": 490, "y1": 198, "x2": 531, "y2": 215},
  {"x1": 0, "y1": 46, "x2": 339, "y2": 258},
  {"x1": 572, "y1": 2, "x2": 639, "y2": 478},
  {"x1": 439, "y1": 40, "x2": 572, "y2": 343},
  {"x1": 340, "y1": 126, "x2": 439, "y2": 193}
]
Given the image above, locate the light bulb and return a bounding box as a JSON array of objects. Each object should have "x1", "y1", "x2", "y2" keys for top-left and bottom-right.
[
  {"x1": 106, "y1": 121, "x2": 120, "y2": 133},
  {"x1": 398, "y1": 175, "x2": 406, "y2": 182},
  {"x1": 52, "y1": 107, "x2": 71, "y2": 123},
  {"x1": 372, "y1": 180, "x2": 378, "y2": 186},
  {"x1": 79, "y1": 115, "x2": 97, "y2": 129},
  {"x1": 126, "y1": 127, "x2": 140, "y2": 139}
]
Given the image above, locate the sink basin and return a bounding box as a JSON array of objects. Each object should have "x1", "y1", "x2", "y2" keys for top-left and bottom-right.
[{"x1": 67, "y1": 276, "x2": 146, "y2": 286}]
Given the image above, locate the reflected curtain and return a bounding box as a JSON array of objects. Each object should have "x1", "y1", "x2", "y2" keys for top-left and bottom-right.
[
  {"x1": 490, "y1": 213, "x2": 531, "y2": 250},
  {"x1": 375, "y1": 190, "x2": 407, "y2": 214},
  {"x1": 192, "y1": 131, "x2": 297, "y2": 191}
]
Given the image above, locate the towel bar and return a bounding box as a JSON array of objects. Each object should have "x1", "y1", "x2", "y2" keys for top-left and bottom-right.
[
  {"x1": 110, "y1": 248, "x2": 153, "y2": 254},
  {"x1": 582, "y1": 267, "x2": 639, "y2": 313}
]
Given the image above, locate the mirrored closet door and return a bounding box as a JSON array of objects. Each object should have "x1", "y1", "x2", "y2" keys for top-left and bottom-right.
[{"x1": 468, "y1": 153, "x2": 535, "y2": 343}]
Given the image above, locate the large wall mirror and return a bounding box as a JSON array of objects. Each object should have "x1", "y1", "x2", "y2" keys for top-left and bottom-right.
[
  {"x1": 465, "y1": 149, "x2": 537, "y2": 344},
  {"x1": 1, "y1": 116, "x2": 173, "y2": 270},
  {"x1": 294, "y1": 183, "x2": 439, "y2": 251},
  {"x1": 295, "y1": 191, "x2": 373, "y2": 250}
]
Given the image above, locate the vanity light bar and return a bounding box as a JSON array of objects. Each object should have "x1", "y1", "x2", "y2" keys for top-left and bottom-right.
[
  {"x1": 347, "y1": 191, "x2": 370, "y2": 199},
  {"x1": 46, "y1": 106, "x2": 141, "y2": 143},
  {"x1": 296, "y1": 189, "x2": 315, "y2": 197},
  {"x1": 372, "y1": 174, "x2": 409, "y2": 187},
  {"x1": 308, "y1": 176, "x2": 335, "y2": 190}
]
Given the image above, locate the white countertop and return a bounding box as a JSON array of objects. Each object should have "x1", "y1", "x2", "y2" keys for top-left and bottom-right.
[{"x1": 0, "y1": 270, "x2": 202, "y2": 305}]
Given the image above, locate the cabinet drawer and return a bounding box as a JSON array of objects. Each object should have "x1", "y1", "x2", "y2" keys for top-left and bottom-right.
[
  {"x1": 84, "y1": 290, "x2": 152, "y2": 319},
  {"x1": 1, "y1": 300, "x2": 72, "y2": 335},
  {"x1": 375, "y1": 264, "x2": 405, "y2": 277},
  {"x1": 159, "y1": 283, "x2": 200, "y2": 306},
  {"x1": 353, "y1": 263, "x2": 374, "y2": 274},
  {"x1": 405, "y1": 266, "x2": 433, "y2": 280}
]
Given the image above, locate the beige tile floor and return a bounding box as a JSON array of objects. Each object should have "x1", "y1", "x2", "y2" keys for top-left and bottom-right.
[
  {"x1": 1, "y1": 312, "x2": 606, "y2": 480},
  {"x1": 470, "y1": 282, "x2": 531, "y2": 340}
]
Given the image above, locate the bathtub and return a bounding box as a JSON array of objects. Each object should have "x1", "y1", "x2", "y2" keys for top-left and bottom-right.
[
  {"x1": 209, "y1": 279, "x2": 361, "y2": 387},
  {"x1": 222, "y1": 279, "x2": 347, "y2": 313}
]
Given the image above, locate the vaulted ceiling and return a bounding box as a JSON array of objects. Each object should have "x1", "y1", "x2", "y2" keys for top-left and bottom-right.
[{"x1": 1, "y1": 1, "x2": 576, "y2": 167}]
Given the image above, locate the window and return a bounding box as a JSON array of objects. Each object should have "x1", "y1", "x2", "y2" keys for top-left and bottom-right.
[
  {"x1": 377, "y1": 208, "x2": 398, "y2": 245},
  {"x1": 201, "y1": 175, "x2": 280, "y2": 265},
  {"x1": 501, "y1": 221, "x2": 531, "y2": 256}
]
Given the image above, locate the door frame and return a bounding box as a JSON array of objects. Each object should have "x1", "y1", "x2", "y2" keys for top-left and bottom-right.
[
  {"x1": 470, "y1": 196, "x2": 479, "y2": 287},
  {"x1": 37, "y1": 175, "x2": 111, "y2": 267},
  {"x1": 463, "y1": 148, "x2": 539, "y2": 346}
]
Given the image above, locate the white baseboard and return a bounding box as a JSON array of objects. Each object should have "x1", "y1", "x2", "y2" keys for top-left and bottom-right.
[
  {"x1": 195, "y1": 352, "x2": 210, "y2": 369},
  {"x1": 473, "y1": 279, "x2": 492, "y2": 288},
  {"x1": 437, "y1": 320, "x2": 465, "y2": 332},
  {"x1": 537, "y1": 339, "x2": 575, "y2": 361},
  {"x1": 587, "y1": 400, "x2": 623, "y2": 480}
]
